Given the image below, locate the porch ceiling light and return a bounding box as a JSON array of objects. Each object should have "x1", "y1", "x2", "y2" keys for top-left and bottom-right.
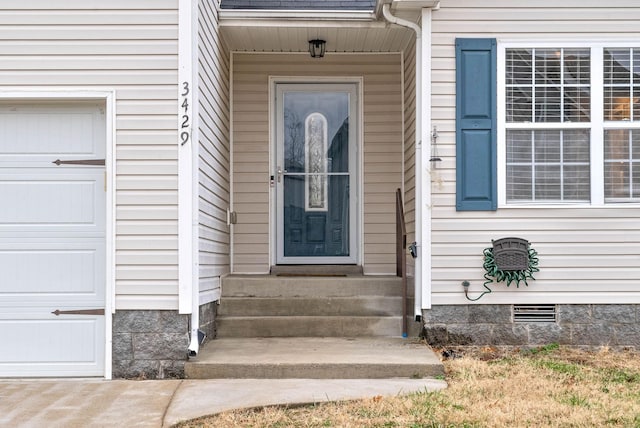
[{"x1": 308, "y1": 39, "x2": 326, "y2": 58}]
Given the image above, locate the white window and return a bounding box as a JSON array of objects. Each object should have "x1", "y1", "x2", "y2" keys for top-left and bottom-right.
[
  {"x1": 499, "y1": 44, "x2": 640, "y2": 206},
  {"x1": 604, "y1": 48, "x2": 640, "y2": 201}
]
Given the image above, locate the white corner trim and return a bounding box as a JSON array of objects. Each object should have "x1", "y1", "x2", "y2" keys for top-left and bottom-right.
[
  {"x1": 178, "y1": 0, "x2": 196, "y2": 314},
  {"x1": 420, "y1": 8, "x2": 432, "y2": 311},
  {"x1": 229, "y1": 52, "x2": 236, "y2": 273},
  {"x1": 190, "y1": 0, "x2": 201, "y2": 312}
]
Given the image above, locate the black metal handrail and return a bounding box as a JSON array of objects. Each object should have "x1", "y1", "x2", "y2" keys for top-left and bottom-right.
[{"x1": 396, "y1": 188, "x2": 408, "y2": 337}]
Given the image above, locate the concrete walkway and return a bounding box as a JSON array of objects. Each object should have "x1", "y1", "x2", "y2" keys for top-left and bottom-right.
[{"x1": 0, "y1": 377, "x2": 447, "y2": 427}]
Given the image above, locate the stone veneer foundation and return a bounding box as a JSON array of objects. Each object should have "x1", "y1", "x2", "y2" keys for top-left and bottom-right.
[
  {"x1": 422, "y1": 304, "x2": 640, "y2": 348},
  {"x1": 112, "y1": 302, "x2": 218, "y2": 379}
]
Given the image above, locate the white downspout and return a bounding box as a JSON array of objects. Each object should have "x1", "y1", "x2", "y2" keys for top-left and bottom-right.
[{"x1": 381, "y1": 3, "x2": 428, "y2": 319}]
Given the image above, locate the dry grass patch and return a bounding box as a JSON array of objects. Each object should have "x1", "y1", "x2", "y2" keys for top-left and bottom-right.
[{"x1": 174, "y1": 345, "x2": 640, "y2": 427}]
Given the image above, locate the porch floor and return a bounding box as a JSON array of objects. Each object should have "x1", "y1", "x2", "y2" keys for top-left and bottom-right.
[{"x1": 185, "y1": 337, "x2": 444, "y2": 379}]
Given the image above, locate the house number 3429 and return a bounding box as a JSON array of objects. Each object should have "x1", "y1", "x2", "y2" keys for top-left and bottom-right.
[{"x1": 180, "y1": 81, "x2": 191, "y2": 146}]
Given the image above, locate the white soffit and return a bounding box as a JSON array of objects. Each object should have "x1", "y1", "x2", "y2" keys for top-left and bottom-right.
[
  {"x1": 219, "y1": 24, "x2": 413, "y2": 53},
  {"x1": 218, "y1": 7, "x2": 417, "y2": 53},
  {"x1": 217, "y1": 0, "x2": 439, "y2": 53}
]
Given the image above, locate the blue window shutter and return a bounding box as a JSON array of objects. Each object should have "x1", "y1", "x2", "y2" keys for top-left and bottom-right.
[{"x1": 455, "y1": 38, "x2": 497, "y2": 211}]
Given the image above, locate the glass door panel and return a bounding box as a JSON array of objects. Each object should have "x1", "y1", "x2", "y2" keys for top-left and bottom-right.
[{"x1": 276, "y1": 84, "x2": 356, "y2": 263}]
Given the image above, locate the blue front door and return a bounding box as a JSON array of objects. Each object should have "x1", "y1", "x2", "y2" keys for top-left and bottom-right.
[{"x1": 276, "y1": 83, "x2": 358, "y2": 264}]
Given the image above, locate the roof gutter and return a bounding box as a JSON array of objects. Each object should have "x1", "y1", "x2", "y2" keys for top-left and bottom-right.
[{"x1": 219, "y1": 9, "x2": 377, "y2": 22}]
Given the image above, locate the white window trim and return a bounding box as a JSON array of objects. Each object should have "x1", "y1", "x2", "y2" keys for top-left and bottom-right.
[{"x1": 498, "y1": 40, "x2": 640, "y2": 209}]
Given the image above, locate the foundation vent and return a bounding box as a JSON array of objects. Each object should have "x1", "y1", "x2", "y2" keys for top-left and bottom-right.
[{"x1": 513, "y1": 304, "x2": 556, "y2": 323}]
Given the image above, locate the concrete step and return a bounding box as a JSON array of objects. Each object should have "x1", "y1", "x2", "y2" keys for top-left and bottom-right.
[
  {"x1": 270, "y1": 265, "x2": 363, "y2": 276},
  {"x1": 216, "y1": 315, "x2": 422, "y2": 338},
  {"x1": 185, "y1": 337, "x2": 444, "y2": 379},
  {"x1": 218, "y1": 296, "x2": 415, "y2": 317},
  {"x1": 221, "y1": 275, "x2": 409, "y2": 298},
  {"x1": 218, "y1": 274, "x2": 418, "y2": 339}
]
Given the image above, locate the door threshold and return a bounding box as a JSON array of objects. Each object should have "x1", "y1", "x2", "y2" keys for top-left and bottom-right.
[{"x1": 270, "y1": 265, "x2": 363, "y2": 277}]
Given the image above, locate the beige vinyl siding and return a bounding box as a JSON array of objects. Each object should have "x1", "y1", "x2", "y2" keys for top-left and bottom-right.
[
  {"x1": 232, "y1": 53, "x2": 403, "y2": 274},
  {"x1": 197, "y1": 0, "x2": 230, "y2": 303},
  {"x1": 0, "y1": 1, "x2": 180, "y2": 310},
  {"x1": 431, "y1": 0, "x2": 640, "y2": 304}
]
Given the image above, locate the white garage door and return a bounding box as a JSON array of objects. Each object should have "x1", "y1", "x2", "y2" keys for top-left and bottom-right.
[{"x1": 0, "y1": 101, "x2": 106, "y2": 377}]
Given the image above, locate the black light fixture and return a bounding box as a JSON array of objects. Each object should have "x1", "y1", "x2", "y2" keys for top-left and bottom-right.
[{"x1": 308, "y1": 39, "x2": 326, "y2": 58}]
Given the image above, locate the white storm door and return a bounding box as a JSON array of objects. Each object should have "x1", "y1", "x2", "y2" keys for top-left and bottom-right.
[
  {"x1": 275, "y1": 83, "x2": 358, "y2": 264},
  {"x1": 0, "y1": 102, "x2": 106, "y2": 377}
]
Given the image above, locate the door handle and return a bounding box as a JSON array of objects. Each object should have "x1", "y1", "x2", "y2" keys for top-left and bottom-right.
[{"x1": 277, "y1": 166, "x2": 283, "y2": 183}]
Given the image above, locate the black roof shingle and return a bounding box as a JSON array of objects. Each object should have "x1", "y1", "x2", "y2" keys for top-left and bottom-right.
[{"x1": 220, "y1": 0, "x2": 377, "y2": 11}]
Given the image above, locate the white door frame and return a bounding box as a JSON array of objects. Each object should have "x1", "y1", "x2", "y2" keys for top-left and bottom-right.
[
  {"x1": 0, "y1": 89, "x2": 115, "y2": 379},
  {"x1": 270, "y1": 77, "x2": 363, "y2": 266}
]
